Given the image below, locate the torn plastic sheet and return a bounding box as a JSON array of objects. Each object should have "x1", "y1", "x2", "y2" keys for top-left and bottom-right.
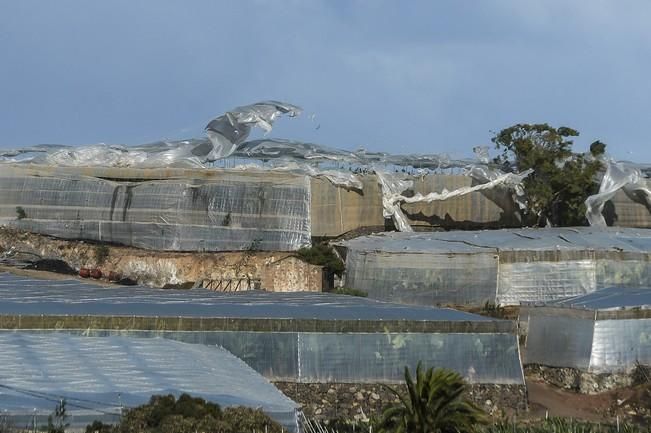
[
  {"x1": 586, "y1": 160, "x2": 651, "y2": 227},
  {"x1": 206, "y1": 101, "x2": 301, "y2": 159},
  {"x1": 375, "y1": 169, "x2": 533, "y2": 232},
  {"x1": 0, "y1": 101, "x2": 301, "y2": 167},
  {"x1": 375, "y1": 171, "x2": 415, "y2": 232},
  {"x1": 235, "y1": 139, "x2": 477, "y2": 169},
  {"x1": 230, "y1": 160, "x2": 363, "y2": 190},
  {"x1": 466, "y1": 166, "x2": 530, "y2": 211}
]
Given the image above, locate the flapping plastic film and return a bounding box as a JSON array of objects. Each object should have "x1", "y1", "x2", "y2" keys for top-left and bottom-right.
[
  {"x1": 586, "y1": 160, "x2": 651, "y2": 227},
  {"x1": 0, "y1": 100, "x2": 538, "y2": 232},
  {"x1": 340, "y1": 227, "x2": 651, "y2": 306}
]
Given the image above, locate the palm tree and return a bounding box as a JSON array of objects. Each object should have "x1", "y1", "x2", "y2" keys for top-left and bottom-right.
[{"x1": 377, "y1": 363, "x2": 487, "y2": 433}]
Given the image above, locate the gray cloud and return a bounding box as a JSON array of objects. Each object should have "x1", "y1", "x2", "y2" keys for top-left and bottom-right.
[{"x1": 0, "y1": 0, "x2": 649, "y2": 161}]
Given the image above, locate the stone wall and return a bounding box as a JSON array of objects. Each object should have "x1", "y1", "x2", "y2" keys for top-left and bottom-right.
[
  {"x1": 261, "y1": 256, "x2": 324, "y2": 292},
  {"x1": 274, "y1": 382, "x2": 528, "y2": 422},
  {"x1": 0, "y1": 227, "x2": 315, "y2": 290},
  {"x1": 525, "y1": 364, "x2": 634, "y2": 394}
]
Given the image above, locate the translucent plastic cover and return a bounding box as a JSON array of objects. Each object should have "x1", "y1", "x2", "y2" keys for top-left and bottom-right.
[{"x1": 0, "y1": 333, "x2": 298, "y2": 430}]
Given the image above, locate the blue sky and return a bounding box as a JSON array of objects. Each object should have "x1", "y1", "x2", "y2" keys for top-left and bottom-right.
[{"x1": 1, "y1": 1, "x2": 650, "y2": 161}]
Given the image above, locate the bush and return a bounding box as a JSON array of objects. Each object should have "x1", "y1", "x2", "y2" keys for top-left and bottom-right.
[
  {"x1": 484, "y1": 417, "x2": 647, "y2": 433},
  {"x1": 332, "y1": 287, "x2": 368, "y2": 297},
  {"x1": 297, "y1": 243, "x2": 345, "y2": 276},
  {"x1": 94, "y1": 244, "x2": 110, "y2": 266},
  {"x1": 106, "y1": 393, "x2": 283, "y2": 433},
  {"x1": 15, "y1": 206, "x2": 26, "y2": 220}
]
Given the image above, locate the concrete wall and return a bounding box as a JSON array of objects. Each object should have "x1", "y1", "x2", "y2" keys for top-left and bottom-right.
[
  {"x1": 309, "y1": 176, "x2": 385, "y2": 237},
  {"x1": 403, "y1": 175, "x2": 522, "y2": 229}
]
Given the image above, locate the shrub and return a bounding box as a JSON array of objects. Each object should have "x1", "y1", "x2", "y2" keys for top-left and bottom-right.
[
  {"x1": 15, "y1": 206, "x2": 26, "y2": 220},
  {"x1": 110, "y1": 393, "x2": 282, "y2": 433},
  {"x1": 332, "y1": 287, "x2": 368, "y2": 297},
  {"x1": 297, "y1": 243, "x2": 345, "y2": 276},
  {"x1": 94, "y1": 244, "x2": 110, "y2": 266}
]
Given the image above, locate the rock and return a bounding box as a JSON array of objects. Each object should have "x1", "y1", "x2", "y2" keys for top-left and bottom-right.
[
  {"x1": 485, "y1": 399, "x2": 493, "y2": 407},
  {"x1": 315, "y1": 408, "x2": 322, "y2": 415},
  {"x1": 355, "y1": 392, "x2": 365, "y2": 401},
  {"x1": 370, "y1": 392, "x2": 380, "y2": 401},
  {"x1": 327, "y1": 388, "x2": 336, "y2": 395}
]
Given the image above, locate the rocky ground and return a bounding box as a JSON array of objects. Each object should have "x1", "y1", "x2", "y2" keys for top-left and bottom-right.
[{"x1": 0, "y1": 226, "x2": 289, "y2": 288}]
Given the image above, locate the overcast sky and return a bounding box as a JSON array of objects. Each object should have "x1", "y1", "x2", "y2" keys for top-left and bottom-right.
[{"x1": 1, "y1": 1, "x2": 650, "y2": 161}]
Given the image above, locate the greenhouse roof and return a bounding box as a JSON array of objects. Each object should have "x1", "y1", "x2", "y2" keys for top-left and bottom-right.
[
  {"x1": 0, "y1": 272, "x2": 491, "y2": 322},
  {"x1": 552, "y1": 286, "x2": 651, "y2": 311},
  {"x1": 340, "y1": 227, "x2": 651, "y2": 254},
  {"x1": 0, "y1": 332, "x2": 298, "y2": 428}
]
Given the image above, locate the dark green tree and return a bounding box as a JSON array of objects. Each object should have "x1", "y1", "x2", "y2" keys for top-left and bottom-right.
[
  {"x1": 492, "y1": 124, "x2": 606, "y2": 226},
  {"x1": 377, "y1": 364, "x2": 487, "y2": 433}
]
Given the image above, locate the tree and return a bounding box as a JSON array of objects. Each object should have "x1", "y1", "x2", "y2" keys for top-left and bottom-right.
[
  {"x1": 492, "y1": 124, "x2": 605, "y2": 227},
  {"x1": 377, "y1": 364, "x2": 487, "y2": 433}
]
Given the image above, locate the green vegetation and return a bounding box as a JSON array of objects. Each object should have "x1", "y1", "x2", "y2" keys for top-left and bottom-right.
[
  {"x1": 485, "y1": 418, "x2": 648, "y2": 433},
  {"x1": 297, "y1": 243, "x2": 345, "y2": 276},
  {"x1": 480, "y1": 301, "x2": 507, "y2": 319},
  {"x1": 332, "y1": 287, "x2": 368, "y2": 297},
  {"x1": 85, "y1": 394, "x2": 283, "y2": 433},
  {"x1": 47, "y1": 399, "x2": 69, "y2": 433},
  {"x1": 377, "y1": 364, "x2": 487, "y2": 433},
  {"x1": 492, "y1": 124, "x2": 606, "y2": 227},
  {"x1": 15, "y1": 206, "x2": 26, "y2": 220},
  {"x1": 94, "y1": 244, "x2": 110, "y2": 266}
]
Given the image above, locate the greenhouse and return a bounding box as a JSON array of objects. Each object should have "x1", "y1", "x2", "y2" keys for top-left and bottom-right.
[
  {"x1": 339, "y1": 227, "x2": 651, "y2": 306},
  {"x1": 0, "y1": 332, "x2": 299, "y2": 430},
  {"x1": 523, "y1": 286, "x2": 651, "y2": 373},
  {"x1": 0, "y1": 272, "x2": 524, "y2": 385}
]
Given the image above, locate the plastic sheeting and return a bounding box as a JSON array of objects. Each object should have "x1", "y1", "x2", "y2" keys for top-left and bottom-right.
[
  {"x1": 0, "y1": 102, "x2": 302, "y2": 168},
  {"x1": 586, "y1": 160, "x2": 651, "y2": 227},
  {"x1": 0, "y1": 272, "x2": 494, "y2": 322},
  {"x1": 0, "y1": 166, "x2": 311, "y2": 251},
  {"x1": 340, "y1": 227, "x2": 651, "y2": 306},
  {"x1": 525, "y1": 307, "x2": 651, "y2": 373},
  {"x1": 0, "y1": 272, "x2": 524, "y2": 385},
  {"x1": 553, "y1": 286, "x2": 651, "y2": 310},
  {"x1": 0, "y1": 333, "x2": 299, "y2": 430}
]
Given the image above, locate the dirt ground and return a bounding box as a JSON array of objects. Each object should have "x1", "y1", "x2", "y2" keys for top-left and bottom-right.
[{"x1": 526, "y1": 378, "x2": 651, "y2": 424}]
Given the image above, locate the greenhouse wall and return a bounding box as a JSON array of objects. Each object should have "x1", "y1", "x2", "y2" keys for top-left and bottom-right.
[
  {"x1": 525, "y1": 312, "x2": 595, "y2": 370},
  {"x1": 525, "y1": 308, "x2": 651, "y2": 373},
  {"x1": 344, "y1": 251, "x2": 498, "y2": 306},
  {"x1": 589, "y1": 318, "x2": 651, "y2": 372},
  {"x1": 0, "y1": 166, "x2": 311, "y2": 251},
  {"x1": 342, "y1": 228, "x2": 651, "y2": 307},
  {"x1": 403, "y1": 175, "x2": 522, "y2": 229},
  {"x1": 19, "y1": 329, "x2": 524, "y2": 385}
]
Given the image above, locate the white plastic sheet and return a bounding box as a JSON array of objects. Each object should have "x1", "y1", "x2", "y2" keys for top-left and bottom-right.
[{"x1": 586, "y1": 160, "x2": 651, "y2": 227}]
